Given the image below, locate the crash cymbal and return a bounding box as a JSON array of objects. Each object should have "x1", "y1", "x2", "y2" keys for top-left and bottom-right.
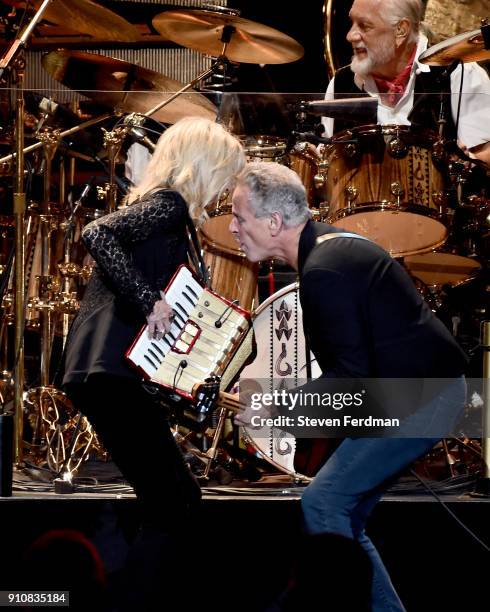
[
  {"x1": 3, "y1": 0, "x2": 139, "y2": 42},
  {"x1": 419, "y1": 26, "x2": 490, "y2": 65},
  {"x1": 42, "y1": 50, "x2": 216, "y2": 124},
  {"x1": 152, "y1": 9, "x2": 304, "y2": 64}
]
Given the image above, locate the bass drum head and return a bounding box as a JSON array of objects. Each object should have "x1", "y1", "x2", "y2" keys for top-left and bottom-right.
[{"x1": 239, "y1": 283, "x2": 321, "y2": 480}]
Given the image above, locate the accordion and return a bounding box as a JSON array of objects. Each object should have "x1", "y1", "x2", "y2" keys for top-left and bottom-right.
[{"x1": 126, "y1": 265, "x2": 253, "y2": 401}]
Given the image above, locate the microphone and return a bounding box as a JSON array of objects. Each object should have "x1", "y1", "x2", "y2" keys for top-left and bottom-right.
[
  {"x1": 74, "y1": 180, "x2": 94, "y2": 208},
  {"x1": 128, "y1": 126, "x2": 156, "y2": 153},
  {"x1": 33, "y1": 96, "x2": 78, "y2": 132},
  {"x1": 62, "y1": 177, "x2": 96, "y2": 240},
  {"x1": 300, "y1": 97, "x2": 378, "y2": 119},
  {"x1": 123, "y1": 114, "x2": 156, "y2": 152}
]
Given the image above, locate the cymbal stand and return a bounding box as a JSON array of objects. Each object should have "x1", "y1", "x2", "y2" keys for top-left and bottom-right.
[
  {"x1": 0, "y1": 1, "x2": 61, "y2": 480},
  {"x1": 0, "y1": 113, "x2": 113, "y2": 168},
  {"x1": 25, "y1": 128, "x2": 62, "y2": 459},
  {"x1": 102, "y1": 127, "x2": 128, "y2": 213},
  {"x1": 57, "y1": 155, "x2": 71, "y2": 347},
  {"x1": 37, "y1": 128, "x2": 61, "y2": 383},
  {"x1": 137, "y1": 26, "x2": 239, "y2": 123}
]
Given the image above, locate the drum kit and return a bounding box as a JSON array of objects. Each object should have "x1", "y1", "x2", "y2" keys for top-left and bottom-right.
[{"x1": 0, "y1": 1, "x2": 488, "y2": 482}]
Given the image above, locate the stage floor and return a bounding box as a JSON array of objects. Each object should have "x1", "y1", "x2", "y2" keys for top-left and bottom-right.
[{"x1": 1, "y1": 461, "x2": 489, "y2": 611}]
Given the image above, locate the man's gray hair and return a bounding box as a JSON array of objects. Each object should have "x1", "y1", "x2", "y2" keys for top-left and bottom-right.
[
  {"x1": 236, "y1": 162, "x2": 311, "y2": 228},
  {"x1": 383, "y1": 0, "x2": 424, "y2": 34}
]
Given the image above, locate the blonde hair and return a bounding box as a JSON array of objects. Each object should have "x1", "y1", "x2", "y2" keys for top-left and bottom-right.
[{"x1": 126, "y1": 117, "x2": 246, "y2": 222}]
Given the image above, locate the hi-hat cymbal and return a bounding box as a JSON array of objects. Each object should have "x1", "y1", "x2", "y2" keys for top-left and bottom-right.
[
  {"x1": 419, "y1": 26, "x2": 490, "y2": 65},
  {"x1": 152, "y1": 9, "x2": 304, "y2": 64},
  {"x1": 42, "y1": 50, "x2": 217, "y2": 124},
  {"x1": 3, "y1": 0, "x2": 139, "y2": 42}
]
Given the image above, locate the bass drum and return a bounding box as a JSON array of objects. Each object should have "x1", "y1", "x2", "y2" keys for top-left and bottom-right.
[{"x1": 239, "y1": 284, "x2": 323, "y2": 481}]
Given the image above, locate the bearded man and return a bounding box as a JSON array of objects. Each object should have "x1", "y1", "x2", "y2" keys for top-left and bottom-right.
[{"x1": 323, "y1": 0, "x2": 490, "y2": 165}]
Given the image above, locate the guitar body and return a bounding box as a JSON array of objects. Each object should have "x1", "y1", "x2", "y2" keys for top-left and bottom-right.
[{"x1": 293, "y1": 438, "x2": 343, "y2": 477}]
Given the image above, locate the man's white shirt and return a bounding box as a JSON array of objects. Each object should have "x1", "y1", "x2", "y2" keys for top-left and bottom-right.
[{"x1": 322, "y1": 34, "x2": 490, "y2": 150}]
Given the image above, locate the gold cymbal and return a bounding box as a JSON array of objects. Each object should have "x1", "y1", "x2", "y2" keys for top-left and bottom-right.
[
  {"x1": 152, "y1": 9, "x2": 304, "y2": 64},
  {"x1": 419, "y1": 27, "x2": 490, "y2": 65},
  {"x1": 42, "y1": 50, "x2": 217, "y2": 124},
  {"x1": 3, "y1": 0, "x2": 139, "y2": 42}
]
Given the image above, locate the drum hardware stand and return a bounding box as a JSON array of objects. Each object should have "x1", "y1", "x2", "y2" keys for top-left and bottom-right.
[
  {"x1": 0, "y1": 113, "x2": 114, "y2": 168},
  {"x1": 448, "y1": 161, "x2": 470, "y2": 207},
  {"x1": 201, "y1": 405, "x2": 229, "y2": 480},
  {"x1": 23, "y1": 127, "x2": 88, "y2": 471},
  {"x1": 25, "y1": 127, "x2": 64, "y2": 461},
  {"x1": 123, "y1": 20, "x2": 243, "y2": 133},
  {"x1": 390, "y1": 182, "x2": 405, "y2": 208},
  {"x1": 0, "y1": 0, "x2": 64, "y2": 480},
  {"x1": 345, "y1": 185, "x2": 359, "y2": 211},
  {"x1": 57, "y1": 182, "x2": 95, "y2": 348},
  {"x1": 472, "y1": 321, "x2": 490, "y2": 496},
  {"x1": 101, "y1": 126, "x2": 128, "y2": 213},
  {"x1": 0, "y1": 1, "x2": 111, "y2": 477}
]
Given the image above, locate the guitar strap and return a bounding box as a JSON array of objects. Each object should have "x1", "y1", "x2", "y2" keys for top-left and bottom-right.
[
  {"x1": 315, "y1": 231, "x2": 371, "y2": 247},
  {"x1": 186, "y1": 214, "x2": 210, "y2": 288}
]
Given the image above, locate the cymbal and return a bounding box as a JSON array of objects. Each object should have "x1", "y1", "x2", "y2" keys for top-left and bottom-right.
[
  {"x1": 419, "y1": 26, "x2": 490, "y2": 65},
  {"x1": 152, "y1": 9, "x2": 304, "y2": 64},
  {"x1": 42, "y1": 50, "x2": 217, "y2": 124},
  {"x1": 3, "y1": 0, "x2": 139, "y2": 42}
]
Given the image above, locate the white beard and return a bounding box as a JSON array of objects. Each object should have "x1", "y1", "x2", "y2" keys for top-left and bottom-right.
[
  {"x1": 351, "y1": 52, "x2": 374, "y2": 77},
  {"x1": 350, "y1": 39, "x2": 397, "y2": 77}
]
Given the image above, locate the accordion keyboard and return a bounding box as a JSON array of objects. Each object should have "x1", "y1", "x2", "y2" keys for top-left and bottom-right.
[{"x1": 127, "y1": 266, "x2": 250, "y2": 398}]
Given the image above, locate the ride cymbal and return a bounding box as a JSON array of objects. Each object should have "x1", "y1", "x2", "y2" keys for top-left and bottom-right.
[
  {"x1": 3, "y1": 0, "x2": 139, "y2": 42},
  {"x1": 42, "y1": 50, "x2": 217, "y2": 124},
  {"x1": 152, "y1": 9, "x2": 304, "y2": 64},
  {"x1": 419, "y1": 26, "x2": 490, "y2": 65}
]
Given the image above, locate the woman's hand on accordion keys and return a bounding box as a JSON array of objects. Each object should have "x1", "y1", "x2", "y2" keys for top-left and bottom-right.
[{"x1": 146, "y1": 291, "x2": 174, "y2": 338}]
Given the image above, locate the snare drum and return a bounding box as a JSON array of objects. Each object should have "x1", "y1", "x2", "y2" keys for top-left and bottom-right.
[
  {"x1": 324, "y1": 125, "x2": 449, "y2": 257},
  {"x1": 239, "y1": 283, "x2": 321, "y2": 480},
  {"x1": 241, "y1": 134, "x2": 288, "y2": 162}
]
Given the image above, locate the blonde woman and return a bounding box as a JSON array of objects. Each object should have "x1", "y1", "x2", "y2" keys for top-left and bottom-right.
[{"x1": 62, "y1": 118, "x2": 245, "y2": 539}]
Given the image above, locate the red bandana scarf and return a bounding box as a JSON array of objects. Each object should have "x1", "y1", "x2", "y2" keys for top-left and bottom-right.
[{"x1": 373, "y1": 46, "x2": 417, "y2": 107}]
